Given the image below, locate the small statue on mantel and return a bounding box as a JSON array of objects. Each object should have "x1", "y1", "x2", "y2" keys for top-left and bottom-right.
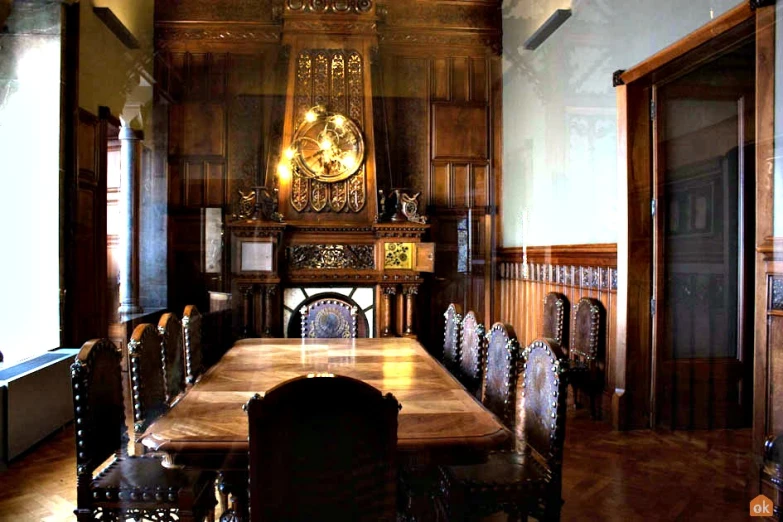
[
  {"x1": 400, "y1": 191, "x2": 427, "y2": 224},
  {"x1": 235, "y1": 190, "x2": 257, "y2": 220},
  {"x1": 255, "y1": 185, "x2": 284, "y2": 222},
  {"x1": 232, "y1": 186, "x2": 283, "y2": 222},
  {"x1": 376, "y1": 188, "x2": 427, "y2": 224}
]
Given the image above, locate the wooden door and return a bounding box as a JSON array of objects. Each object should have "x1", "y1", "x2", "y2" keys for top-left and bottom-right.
[
  {"x1": 652, "y1": 36, "x2": 755, "y2": 429},
  {"x1": 64, "y1": 108, "x2": 111, "y2": 345}
]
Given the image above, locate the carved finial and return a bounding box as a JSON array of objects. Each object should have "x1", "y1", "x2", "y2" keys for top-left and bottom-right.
[{"x1": 612, "y1": 69, "x2": 626, "y2": 87}]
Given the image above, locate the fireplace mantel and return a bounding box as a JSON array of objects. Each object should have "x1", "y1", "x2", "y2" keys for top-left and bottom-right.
[{"x1": 227, "y1": 219, "x2": 433, "y2": 337}]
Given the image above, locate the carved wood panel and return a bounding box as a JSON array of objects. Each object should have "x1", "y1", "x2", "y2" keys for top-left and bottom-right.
[{"x1": 290, "y1": 48, "x2": 367, "y2": 214}]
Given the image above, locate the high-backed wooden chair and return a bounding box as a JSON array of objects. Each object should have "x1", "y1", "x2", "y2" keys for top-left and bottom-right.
[
  {"x1": 482, "y1": 322, "x2": 520, "y2": 428},
  {"x1": 442, "y1": 303, "x2": 463, "y2": 374},
  {"x1": 158, "y1": 312, "x2": 186, "y2": 405},
  {"x1": 71, "y1": 339, "x2": 216, "y2": 522},
  {"x1": 300, "y1": 298, "x2": 358, "y2": 338},
  {"x1": 437, "y1": 338, "x2": 569, "y2": 521},
  {"x1": 543, "y1": 292, "x2": 570, "y2": 349},
  {"x1": 183, "y1": 305, "x2": 204, "y2": 385},
  {"x1": 458, "y1": 311, "x2": 486, "y2": 398},
  {"x1": 245, "y1": 374, "x2": 399, "y2": 522},
  {"x1": 128, "y1": 324, "x2": 169, "y2": 434},
  {"x1": 762, "y1": 434, "x2": 783, "y2": 519},
  {"x1": 570, "y1": 297, "x2": 606, "y2": 418}
]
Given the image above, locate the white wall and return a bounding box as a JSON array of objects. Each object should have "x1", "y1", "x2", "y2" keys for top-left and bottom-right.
[{"x1": 502, "y1": 0, "x2": 741, "y2": 247}]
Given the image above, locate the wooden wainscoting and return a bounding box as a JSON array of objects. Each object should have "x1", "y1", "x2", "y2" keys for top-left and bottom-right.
[{"x1": 497, "y1": 244, "x2": 617, "y2": 418}]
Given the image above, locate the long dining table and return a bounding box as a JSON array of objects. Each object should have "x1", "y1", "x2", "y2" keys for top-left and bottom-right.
[{"x1": 141, "y1": 337, "x2": 510, "y2": 470}]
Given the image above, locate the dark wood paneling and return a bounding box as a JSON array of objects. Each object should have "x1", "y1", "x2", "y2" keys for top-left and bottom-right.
[
  {"x1": 432, "y1": 104, "x2": 487, "y2": 159},
  {"x1": 452, "y1": 57, "x2": 469, "y2": 102},
  {"x1": 183, "y1": 103, "x2": 225, "y2": 156},
  {"x1": 453, "y1": 163, "x2": 468, "y2": 207},
  {"x1": 155, "y1": 0, "x2": 275, "y2": 22},
  {"x1": 67, "y1": 109, "x2": 109, "y2": 345}
]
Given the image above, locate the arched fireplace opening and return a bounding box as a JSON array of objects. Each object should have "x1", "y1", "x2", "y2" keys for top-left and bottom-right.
[{"x1": 284, "y1": 288, "x2": 373, "y2": 338}]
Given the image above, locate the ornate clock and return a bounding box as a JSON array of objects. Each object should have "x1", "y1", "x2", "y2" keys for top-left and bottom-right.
[{"x1": 289, "y1": 107, "x2": 365, "y2": 183}]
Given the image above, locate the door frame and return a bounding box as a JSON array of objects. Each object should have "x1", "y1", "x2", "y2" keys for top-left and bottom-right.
[{"x1": 613, "y1": 0, "x2": 775, "y2": 468}]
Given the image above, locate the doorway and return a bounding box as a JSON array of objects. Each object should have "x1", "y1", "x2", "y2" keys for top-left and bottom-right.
[{"x1": 650, "y1": 25, "x2": 756, "y2": 429}]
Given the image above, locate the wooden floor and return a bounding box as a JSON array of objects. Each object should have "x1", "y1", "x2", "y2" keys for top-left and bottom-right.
[{"x1": 0, "y1": 409, "x2": 752, "y2": 521}]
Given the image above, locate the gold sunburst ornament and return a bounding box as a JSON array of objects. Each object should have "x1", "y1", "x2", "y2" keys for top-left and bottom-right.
[{"x1": 278, "y1": 106, "x2": 365, "y2": 183}]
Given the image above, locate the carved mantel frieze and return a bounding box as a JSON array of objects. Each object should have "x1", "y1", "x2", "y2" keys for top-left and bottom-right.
[
  {"x1": 287, "y1": 244, "x2": 375, "y2": 270},
  {"x1": 155, "y1": 22, "x2": 282, "y2": 47},
  {"x1": 285, "y1": 0, "x2": 374, "y2": 14}
]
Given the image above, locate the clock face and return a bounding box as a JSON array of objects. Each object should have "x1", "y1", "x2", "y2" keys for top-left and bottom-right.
[{"x1": 293, "y1": 110, "x2": 365, "y2": 183}]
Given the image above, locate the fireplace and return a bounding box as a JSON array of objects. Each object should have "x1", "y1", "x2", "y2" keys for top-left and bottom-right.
[
  {"x1": 283, "y1": 286, "x2": 375, "y2": 338},
  {"x1": 222, "y1": 3, "x2": 435, "y2": 340}
]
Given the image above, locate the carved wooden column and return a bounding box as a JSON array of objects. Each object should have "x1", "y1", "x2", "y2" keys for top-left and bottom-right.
[
  {"x1": 381, "y1": 285, "x2": 397, "y2": 337},
  {"x1": 263, "y1": 285, "x2": 277, "y2": 337},
  {"x1": 403, "y1": 284, "x2": 419, "y2": 337},
  {"x1": 238, "y1": 283, "x2": 254, "y2": 338}
]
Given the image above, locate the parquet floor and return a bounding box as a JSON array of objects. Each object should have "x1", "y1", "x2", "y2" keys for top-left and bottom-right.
[{"x1": 0, "y1": 410, "x2": 752, "y2": 521}]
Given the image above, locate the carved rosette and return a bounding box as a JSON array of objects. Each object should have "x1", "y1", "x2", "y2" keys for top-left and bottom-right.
[
  {"x1": 290, "y1": 49, "x2": 367, "y2": 214},
  {"x1": 286, "y1": 0, "x2": 373, "y2": 13}
]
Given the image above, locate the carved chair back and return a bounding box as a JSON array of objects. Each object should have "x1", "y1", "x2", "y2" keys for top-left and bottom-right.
[
  {"x1": 515, "y1": 338, "x2": 568, "y2": 472},
  {"x1": 301, "y1": 299, "x2": 358, "y2": 339},
  {"x1": 543, "y1": 292, "x2": 570, "y2": 350},
  {"x1": 482, "y1": 323, "x2": 520, "y2": 428},
  {"x1": 571, "y1": 297, "x2": 606, "y2": 368},
  {"x1": 183, "y1": 304, "x2": 204, "y2": 385},
  {"x1": 158, "y1": 312, "x2": 185, "y2": 404},
  {"x1": 128, "y1": 323, "x2": 168, "y2": 434},
  {"x1": 459, "y1": 311, "x2": 486, "y2": 396},
  {"x1": 246, "y1": 374, "x2": 399, "y2": 522},
  {"x1": 71, "y1": 339, "x2": 126, "y2": 484},
  {"x1": 442, "y1": 303, "x2": 463, "y2": 372}
]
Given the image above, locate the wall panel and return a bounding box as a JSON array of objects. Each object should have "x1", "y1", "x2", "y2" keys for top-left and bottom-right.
[{"x1": 498, "y1": 244, "x2": 618, "y2": 416}]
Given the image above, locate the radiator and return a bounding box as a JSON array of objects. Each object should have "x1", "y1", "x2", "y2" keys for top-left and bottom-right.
[{"x1": 0, "y1": 348, "x2": 80, "y2": 463}]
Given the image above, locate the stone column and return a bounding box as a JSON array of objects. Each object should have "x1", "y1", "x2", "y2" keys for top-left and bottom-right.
[
  {"x1": 381, "y1": 285, "x2": 397, "y2": 337},
  {"x1": 118, "y1": 125, "x2": 143, "y2": 315}
]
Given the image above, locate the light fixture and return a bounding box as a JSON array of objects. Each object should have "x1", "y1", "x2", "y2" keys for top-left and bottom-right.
[
  {"x1": 277, "y1": 105, "x2": 366, "y2": 183},
  {"x1": 524, "y1": 9, "x2": 572, "y2": 51}
]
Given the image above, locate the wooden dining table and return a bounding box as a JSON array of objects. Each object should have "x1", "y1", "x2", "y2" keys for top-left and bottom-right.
[{"x1": 141, "y1": 337, "x2": 510, "y2": 470}]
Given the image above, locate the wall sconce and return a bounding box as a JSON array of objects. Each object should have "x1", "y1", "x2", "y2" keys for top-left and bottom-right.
[
  {"x1": 277, "y1": 106, "x2": 366, "y2": 183},
  {"x1": 524, "y1": 9, "x2": 572, "y2": 51}
]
